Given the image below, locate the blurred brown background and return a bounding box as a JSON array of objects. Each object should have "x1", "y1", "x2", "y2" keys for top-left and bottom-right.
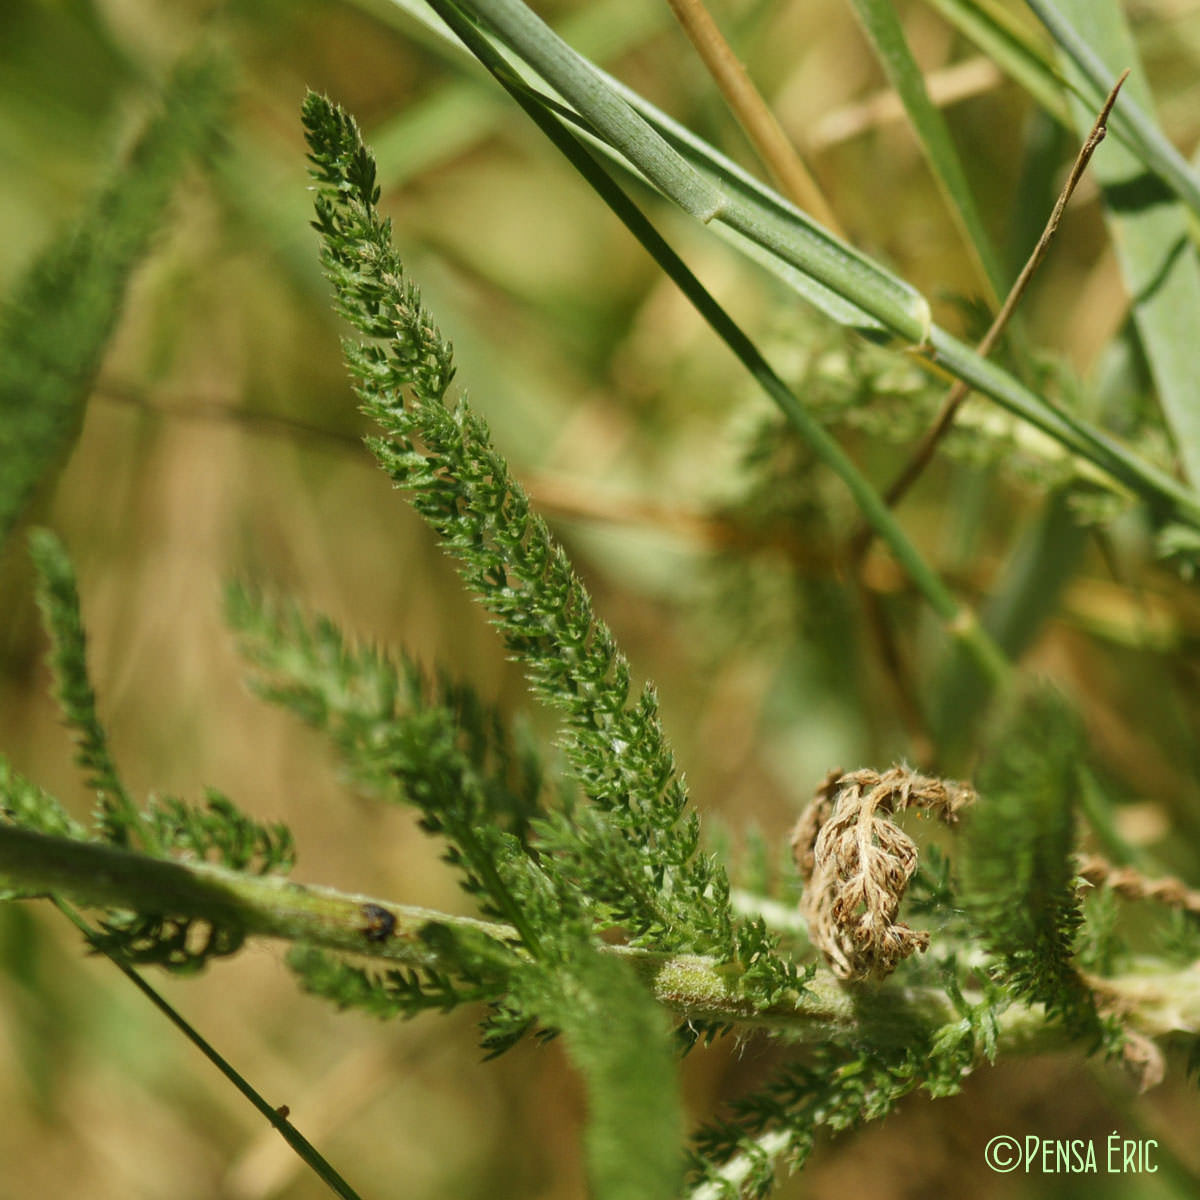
[{"x1": 3, "y1": 0, "x2": 1200, "y2": 1196}]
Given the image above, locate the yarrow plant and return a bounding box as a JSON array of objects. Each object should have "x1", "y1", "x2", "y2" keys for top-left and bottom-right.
[{"x1": 5, "y1": 2, "x2": 1200, "y2": 1197}]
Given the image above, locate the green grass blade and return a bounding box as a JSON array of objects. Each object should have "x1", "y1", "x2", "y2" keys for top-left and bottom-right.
[
  {"x1": 934, "y1": 0, "x2": 1200, "y2": 220},
  {"x1": 1045, "y1": 0, "x2": 1200, "y2": 486},
  {"x1": 848, "y1": 0, "x2": 1007, "y2": 306},
  {"x1": 1027, "y1": 0, "x2": 1200, "y2": 220},
  {"x1": 930, "y1": 327, "x2": 1200, "y2": 525},
  {"x1": 418, "y1": 0, "x2": 1011, "y2": 683},
  {"x1": 387, "y1": 0, "x2": 907, "y2": 335},
  {"x1": 433, "y1": 0, "x2": 933, "y2": 339},
  {"x1": 368, "y1": 0, "x2": 671, "y2": 188},
  {"x1": 493, "y1": 24, "x2": 1190, "y2": 502},
  {"x1": 568, "y1": 74, "x2": 899, "y2": 334},
  {"x1": 923, "y1": 0, "x2": 1068, "y2": 122},
  {"x1": 399, "y1": 0, "x2": 1200, "y2": 530},
  {"x1": 0, "y1": 49, "x2": 229, "y2": 544},
  {"x1": 448, "y1": 0, "x2": 726, "y2": 221}
]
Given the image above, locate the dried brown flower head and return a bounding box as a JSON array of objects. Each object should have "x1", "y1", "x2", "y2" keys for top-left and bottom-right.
[{"x1": 792, "y1": 766, "x2": 975, "y2": 981}]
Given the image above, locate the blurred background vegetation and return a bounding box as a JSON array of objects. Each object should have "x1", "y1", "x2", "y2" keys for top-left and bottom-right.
[{"x1": 3, "y1": 0, "x2": 1200, "y2": 1196}]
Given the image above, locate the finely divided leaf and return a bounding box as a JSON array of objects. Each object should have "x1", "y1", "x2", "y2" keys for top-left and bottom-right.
[
  {"x1": 28, "y1": 528, "x2": 146, "y2": 848},
  {"x1": 962, "y1": 687, "x2": 1098, "y2": 1036},
  {"x1": 300, "y1": 92, "x2": 788, "y2": 977},
  {"x1": 0, "y1": 50, "x2": 229, "y2": 542}
]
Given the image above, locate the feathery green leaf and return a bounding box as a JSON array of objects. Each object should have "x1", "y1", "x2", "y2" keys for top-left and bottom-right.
[
  {"x1": 962, "y1": 687, "x2": 1100, "y2": 1037},
  {"x1": 301, "y1": 92, "x2": 792, "y2": 984},
  {"x1": 0, "y1": 49, "x2": 229, "y2": 543},
  {"x1": 520, "y1": 941, "x2": 684, "y2": 1200},
  {"x1": 28, "y1": 528, "x2": 147, "y2": 849}
]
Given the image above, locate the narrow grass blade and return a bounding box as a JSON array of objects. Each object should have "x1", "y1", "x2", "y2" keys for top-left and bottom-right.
[
  {"x1": 368, "y1": 0, "x2": 671, "y2": 188},
  {"x1": 848, "y1": 0, "x2": 1008, "y2": 306},
  {"x1": 435, "y1": 0, "x2": 933, "y2": 340},
  {"x1": 379, "y1": 0, "x2": 904, "y2": 333},
  {"x1": 1047, "y1": 0, "x2": 1200, "y2": 486},
  {"x1": 933, "y1": 0, "x2": 1200, "y2": 221},
  {"x1": 399, "y1": 0, "x2": 1200, "y2": 531},
  {"x1": 418, "y1": 0, "x2": 1013, "y2": 683},
  {"x1": 578, "y1": 78, "x2": 903, "y2": 335},
  {"x1": 448, "y1": 0, "x2": 726, "y2": 221},
  {"x1": 923, "y1": 0, "x2": 1068, "y2": 122},
  {"x1": 1027, "y1": 0, "x2": 1200, "y2": 220},
  {"x1": 930, "y1": 328, "x2": 1200, "y2": 527}
]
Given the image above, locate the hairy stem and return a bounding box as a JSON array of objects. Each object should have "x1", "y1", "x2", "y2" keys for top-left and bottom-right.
[{"x1": 3, "y1": 825, "x2": 1196, "y2": 1044}]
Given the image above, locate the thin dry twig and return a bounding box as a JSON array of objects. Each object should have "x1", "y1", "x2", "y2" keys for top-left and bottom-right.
[
  {"x1": 807, "y1": 57, "x2": 1005, "y2": 150},
  {"x1": 1077, "y1": 854, "x2": 1200, "y2": 915},
  {"x1": 840, "y1": 72, "x2": 1129, "y2": 753},
  {"x1": 850, "y1": 68, "x2": 1131, "y2": 565},
  {"x1": 665, "y1": 0, "x2": 844, "y2": 235},
  {"x1": 792, "y1": 765, "x2": 975, "y2": 980},
  {"x1": 1076, "y1": 853, "x2": 1199, "y2": 1092}
]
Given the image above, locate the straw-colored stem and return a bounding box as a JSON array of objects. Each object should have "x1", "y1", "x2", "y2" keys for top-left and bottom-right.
[{"x1": 665, "y1": 0, "x2": 843, "y2": 234}]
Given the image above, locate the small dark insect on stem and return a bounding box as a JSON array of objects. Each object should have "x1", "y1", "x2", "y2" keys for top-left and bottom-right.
[
  {"x1": 361, "y1": 902, "x2": 398, "y2": 943},
  {"x1": 851, "y1": 67, "x2": 1132, "y2": 563}
]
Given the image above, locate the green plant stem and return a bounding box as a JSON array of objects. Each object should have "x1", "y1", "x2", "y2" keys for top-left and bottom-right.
[
  {"x1": 1026, "y1": 0, "x2": 1200, "y2": 220},
  {"x1": 4, "y1": 825, "x2": 1197, "y2": 1044},
  {"x1": 689, "y1": 1128, "x2": 791, "y2": 1200},
  {"x1": 425, "y1": 0, "x2": 1011, "y2": 688},
  {"x1": 411, "y1": 0, "x2": 1200, "y2": 534},
  {"x1": 928, "y1": 327, "x2": 1200, "y2": 527},
  {"x1": 0, "y1": 823, "x2": 513, "y2": 963},
  {"x1": 51, "y1": 898, "x2": 364, "y2": 1200},
  {"x1": 445, "y1": 0, "x2": 931, "y2": 338}
]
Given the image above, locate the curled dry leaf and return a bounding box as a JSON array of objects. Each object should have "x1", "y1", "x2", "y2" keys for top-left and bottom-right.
[{"x1": 792, "y1": 766, "x2": 975, "y2": 981}]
